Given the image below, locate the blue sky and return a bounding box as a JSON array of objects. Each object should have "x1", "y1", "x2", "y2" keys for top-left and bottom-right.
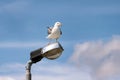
[{"x1": 0, "y1": 0, "x2": 120, "y2": 80}]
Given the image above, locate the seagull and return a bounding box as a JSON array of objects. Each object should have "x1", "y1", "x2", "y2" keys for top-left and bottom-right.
[{"x1": 46, "y1": 22, "x2": 62, "y2": 42}]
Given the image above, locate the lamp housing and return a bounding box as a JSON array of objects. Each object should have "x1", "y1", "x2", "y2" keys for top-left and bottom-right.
[
  {"x1": 30, "y1": 42, "x2": 64, "y2": 63},
  {"x1": 42, "y1": 42, "x2": 64, "y2": 60}
]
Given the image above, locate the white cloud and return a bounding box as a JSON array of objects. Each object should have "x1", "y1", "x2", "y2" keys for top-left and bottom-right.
[
  {"x1": 1, "y1": 36, "x2": 120, "y2": 80},
  {"x1": 0, "y1": 76, "x2": 15, "y2": 80},
  {"x1": 0, "y1": 63, "x2": 24, "y2": 73},
  {"x1": 0, "y1": 42, "x2": 44, "y2": 48},
  {"x1": 69, "y1": 35, "x2": 120, "y2": 80},
  {"x1": 0, "y1": 0, "x2": 29, "y2": 14},
  {"x1": 79, "y1": 5, "x2": 120, "y2": 15},
  {"x1": 0, "y1": 0, "x2": 119, "y2": 16},
  {"x1": 0, "y1": 40, "x2": 73, "y2": 49},
  {"x1": 0, "y1": 62, "x2": 92, "y2": 80}
]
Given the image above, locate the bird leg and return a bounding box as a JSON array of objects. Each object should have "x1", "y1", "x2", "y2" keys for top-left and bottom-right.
[
  {"x1": 47, "y1": 39, "x2": 52, "y2": 45},
  {"x1": 55, "y1": 39, "x2": 58, "y2": 42}
]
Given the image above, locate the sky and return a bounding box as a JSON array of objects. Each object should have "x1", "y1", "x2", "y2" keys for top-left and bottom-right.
[{"x1": 0, "y1": 0, "x2": 120, "y2": 80}]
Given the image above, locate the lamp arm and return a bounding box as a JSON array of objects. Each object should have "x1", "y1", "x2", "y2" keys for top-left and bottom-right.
[
  {"x1": 26, "y1": 60, "x2": 33, "y2": 80},
  {"x1": 26, "y1": 60, "x2": 33, "y2": 70}
]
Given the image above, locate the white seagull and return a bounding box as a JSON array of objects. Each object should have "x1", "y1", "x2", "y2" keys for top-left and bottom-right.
[{"x1": 46, "y1": 22, "x2": 62, "y2": 42}]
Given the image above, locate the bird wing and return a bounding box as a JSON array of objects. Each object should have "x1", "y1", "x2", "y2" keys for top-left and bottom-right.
[
  {"x1": 60, "y1": 29, "x2": 62, "y2": 35},
  {"x1": 47, "y1": 27, "x2": 53, "y2": 34}
]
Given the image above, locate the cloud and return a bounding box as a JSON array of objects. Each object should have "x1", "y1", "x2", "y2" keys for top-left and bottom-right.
[
  {"x1": 0, "y1": 76, "x2": 15, "y2": 80},
  {"x1": 0, "y1": 0, "x2": 29, "y2": 14},
  {"x1": 0, "y1": 62, "x2": 92, "y2": 80},
  {"x1": 1, "y1": 36, "x2": 120, "y2": 80},
  {"x1": 69, "y1": 35, "x2": 120, "y2": 80},
  {"x1": 0, "y1": 42, "x2": 44, "y2": 48},
  {"x1": 0, "y1": 0, "x2": 120, "y2": 16},
  {"x1": 0, "y1": 63, "x2": 24, "y2": 74},
  {"x1": 0, "y1": 40, "x2": 74, "y2": 49},
  {"x1": 78, "y1": 5, "x2": 120, "y2": 15}
]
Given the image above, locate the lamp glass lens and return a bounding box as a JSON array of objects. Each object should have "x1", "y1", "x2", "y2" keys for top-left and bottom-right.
[{"x1": 46, "y1": 52, "x2": 62, "y2": 59}]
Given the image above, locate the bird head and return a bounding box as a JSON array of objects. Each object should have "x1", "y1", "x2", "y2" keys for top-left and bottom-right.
[{"x1": 54, "y1": 22, "x2": 62, "y2": 27}]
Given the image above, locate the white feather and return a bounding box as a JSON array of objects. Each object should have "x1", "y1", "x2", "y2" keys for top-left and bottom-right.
[{"x1": 46, "y1": 22, "x2": 62, "y2": 40}]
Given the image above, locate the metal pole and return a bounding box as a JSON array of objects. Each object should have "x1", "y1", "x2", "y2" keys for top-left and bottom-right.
[{"x1": 26, "y1": 60, "x2": 33, "y2": 80}]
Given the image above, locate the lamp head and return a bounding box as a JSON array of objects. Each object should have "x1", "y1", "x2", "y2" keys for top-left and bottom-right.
[
  {"x1": 30, "y1": 42, "x2": 64, "y2": 63},
  {"x1": 42, "y1": 42, "x2": 64, "y2": 60}
]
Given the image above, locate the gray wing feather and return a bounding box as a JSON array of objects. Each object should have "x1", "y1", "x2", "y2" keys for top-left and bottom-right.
[
  {"x1": 47, "y1": 27, "x2": 53, "y2": 34},
  {"x1": 60, "y1": 29, "x2": 62, "y2": 35}
]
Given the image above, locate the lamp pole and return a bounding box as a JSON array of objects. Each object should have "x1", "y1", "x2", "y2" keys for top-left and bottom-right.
[{"x1": 26, "y1": 60, "x2": 33, "y2": 80}]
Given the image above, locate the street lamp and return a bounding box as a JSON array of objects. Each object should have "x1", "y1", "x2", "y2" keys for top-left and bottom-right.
[{"x1": 25, "y1": 42, "x2": 64, "y2": 80}]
